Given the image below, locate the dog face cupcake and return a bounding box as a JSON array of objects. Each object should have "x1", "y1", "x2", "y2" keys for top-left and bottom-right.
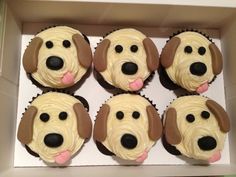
[
  {"x1": 93, "y1": 94, "x2": 162, "y2": 162},
  {"x1": 23, "y1": 26, "x2": 92, "y2": 89},
  {"x1": 17, "y1": 92, "x2": 92, "y2": 165},
  {"x1": 94, "y1": 28, "x2": 159, "y2": 91},
  {"x1": 160, "y1": 31, "x2": 223, "y2": 93},
  {"x1": 163, "y1": 96, "x2": 230, "y2": 163}
]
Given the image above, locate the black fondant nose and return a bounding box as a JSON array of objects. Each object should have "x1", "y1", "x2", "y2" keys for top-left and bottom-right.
[
  {"x1": 121, "y1": 62, "x2": 138, "y2": 75},
  {"x1": 198, "y1": 136, "x2": 217, "y2": 151},
  {"x1": 121, "y1": 133, "x2": 137, "y2": 149},
  {"x1": 46, "y1": 56, "x2": 64, "y2": 70},
  {"x1": 44, "y1": 133, "x2": 64, "y2": 148},
  {"x1": 190, "y1": 62, "x2": 207, "y2": 76}
]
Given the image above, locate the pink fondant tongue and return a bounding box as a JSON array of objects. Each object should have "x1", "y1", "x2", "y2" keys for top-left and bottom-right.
[
  {"x1": 129, "y1": 78, "x2": 144, "y2": 91},
  {"x1": 208, "y1": 151, "x2": 221, "y2": 163},
  {"x1": 54, "y1": 150, "x2": 71, "y2": 165},
  {"x1": 136, "y1": 150, "x2": 148, "y2": 163},
  {"x1": 61, "y1": 72, "x2": 75, "y2": 85},
  {"x1": 196, "y1": 82, "x2": 209, "y2": 94}
]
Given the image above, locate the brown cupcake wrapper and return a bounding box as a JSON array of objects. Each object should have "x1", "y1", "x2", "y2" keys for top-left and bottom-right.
[{"x1": 168, "y1": 29, "x2": 213, "y2": 43}]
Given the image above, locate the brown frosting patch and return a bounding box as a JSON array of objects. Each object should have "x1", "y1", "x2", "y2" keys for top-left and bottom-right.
[
  {"x1": 209, "y1": 43, "x2": 223, "y2": 75},
  {"x1": 72, "y1": 33, "x2": 93, "y2": 69},
  {"x1": 93, "y1": 39, "x2": 110, "y2": 72},
  {"x1": 23, "y1": 37, "x2": 43, "y2": 73},
  {"x1": 17, "y1": 106, "x2": 38, "y2": 144},
  {"x1": 93, "y1": 104, "x2": 110, "y2": 142},
  {"x1": 146, "y1": 105, "x2": 162, "y2": 141},
  {"x1": 143, "y1": 38, "x2": 159, "y2": 71},
  {"x1": 206, "y1": 100, "x2": 230, "y2": 133},
  {"x1": 73, "y1": 103, "x2": 92, "y2": 139},
  {"x1": 160, "y1": 37, "x2": 180, "y2": 68},
  {"x1": 164, "y1": 107, "x2": 181, "y2": 145}
]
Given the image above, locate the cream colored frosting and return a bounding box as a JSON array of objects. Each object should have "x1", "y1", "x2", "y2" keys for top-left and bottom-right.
[
  {"x1": 32, "y1": 26, "x2": 87, "y2": 88},
  {"x1": 100, "y1": 28, "x2": 150, "y2": 91},
  {"x1": 102, "y1": 94, "x2": 155, "y2": 160},
  {"x1": 28, "y1": 92, "x2": 85, "y2": 163},
  {"x1": 165, "y1": 32, "x2": 215, "y2": 92},
  {"x1": 164, "y1": 96, "x2": 226, "y2": 161}
]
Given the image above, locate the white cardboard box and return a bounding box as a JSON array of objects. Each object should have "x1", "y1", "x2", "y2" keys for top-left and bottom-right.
[{"x1": 1, "y1": 0, "x2": 236, "y2": 176}]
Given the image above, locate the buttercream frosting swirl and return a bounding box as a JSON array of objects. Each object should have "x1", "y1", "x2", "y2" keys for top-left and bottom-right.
[
  {"x1": 102, "y1": 94, "x2": 155, "y2": 161},
  {"x1": 166, "y1": 32, "x2": 215, "y2": 92},
  {"x1": 31, "y1": 26, "x2": 87, "y2": 88},
  {"x1": 28, "y1": 92, "x2": 85, "y2": 163},
  {"x1": 164, "y1": 96, "x2": 226, "y2": 161},
  {"x1": 100, "y1": 29, "x2": 151, "y2": 91}
]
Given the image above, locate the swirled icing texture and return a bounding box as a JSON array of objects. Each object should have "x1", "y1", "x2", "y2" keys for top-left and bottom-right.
[
  {"x1": 164, "y1": 96, "x2": 226, "y2": 161},
  {"x1": 32, "y1": 26, "x2": 87, "y2": 88},
  {"x1": 166, "y1": 32, "x2": 215, "y2": 92},
  {"x1": 102, "y1": 94, "x2": 155, "y2": 161},
  {"x1": 28, "y1": 92, "x2": 84, "y2": 163},
  {"x1": 100, "y1": 29, "x2": 150, "y2": 91}
]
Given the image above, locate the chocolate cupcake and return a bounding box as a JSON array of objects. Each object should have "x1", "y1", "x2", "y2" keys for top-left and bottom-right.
[
  {"x1": 93, "y1": 28, "x2": 159, "y2": 92},
  {"x1": 162, "y1": 95, "x2": 230, "y2": 163},
  {"x1": 159, "y1": 30, "x2": 223, "y2": 94},
  {"x1": 23, "y1": 26, "x2": 92, "y2": 90},
  {"x1": 93, "y1": 93, "x2": 162, "y2": 163},
  {"x1": 17, "y1": 92, "x2": 92, "y2": 165}
]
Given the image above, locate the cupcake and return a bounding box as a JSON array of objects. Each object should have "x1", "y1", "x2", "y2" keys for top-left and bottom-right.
[
  {"x1": 162, "y1": 95, "x2": 230, "y2": 163},
  {"x1": 17, "y1": 92, "x2": 92, "y2": 165},
  {"x1": 94, "y1": 28, "x2": 159, "y2": 92},
  {"x1": 160, "y1": 30, "x2": 223, "y2": 93},
  {"x1": 23, "y1": 26, "x2": 92, "y2": 90},
  {"x1": 93, "y1": 94, "x2": 162, "y2": 163}
]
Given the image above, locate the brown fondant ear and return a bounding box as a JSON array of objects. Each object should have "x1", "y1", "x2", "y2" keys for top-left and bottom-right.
[
  {"x1": 160, "y1": 37, "x2": 181, "y2": 68},
  {"x1": 93, "y1": 104, "x2": 110, "y2": 142},
  {"x1": 93, "y1": 39, "x2": 110, "y2": 72},
  {"x1": 209, "y1": 43, "x2": 223, "y2": 75},
  {"x1": 17, "y1": 106, "x2": 38, "y2": 144},
  {"x1": 23, "y1": 37, "x2": 43, "y2": 73},
  {"x1": 146, "y1": 105, "x2": 162, "y2": 141},
  {"x1": 206, "y1": 100, "x2": 230, "y2": 133},
  {"x1": 72, "y1": 33, "x2": 93, "y2": 69},
  {"x1": 73, "y1": 103, "x2": 92, "y2": 139},
  {"x1": 143, "y1": 38, "x2": 159, "y2": 71},
  {"x1": 164, "y1": 107, "x2": 181, "y2": 145}
]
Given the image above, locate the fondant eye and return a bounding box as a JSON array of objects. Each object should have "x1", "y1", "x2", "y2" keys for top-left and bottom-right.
[
  {"x1": 40, "y1": 113, "x2": 50, "y2": 122},
  {"x1": 184, "y1": 46, "x2": 192, "y2": 54},
  {"x1": 186, "y1": 114, "x2": 195, "y2": 123},
  {"x1": 115, "y1": 45, "x2": 123, "y2": 53},
  {"x1": 198, "y1": 47, "x2": 206, "y2": 55},
  {"x1": 132, "y1": 111, "x2": 140, "y2": 119},
  {"x1": 116, "y1": 111, "x2": 124, "y2": 120},
  {"x1": 130, "y1": 45, "x2": 138, "y2": 53},
  {"x1": 63, "y1": 40, "x2": 71, "y2": 48},
  {"x1": 46, "y1": 41, "x2": 53, "y2": 49},
  {"x1": 201, "y1": 111, "x2": 210, "y2": 119},
  {"x1": 59, "y1": 112, "x2": 68, "y2": 120}
]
